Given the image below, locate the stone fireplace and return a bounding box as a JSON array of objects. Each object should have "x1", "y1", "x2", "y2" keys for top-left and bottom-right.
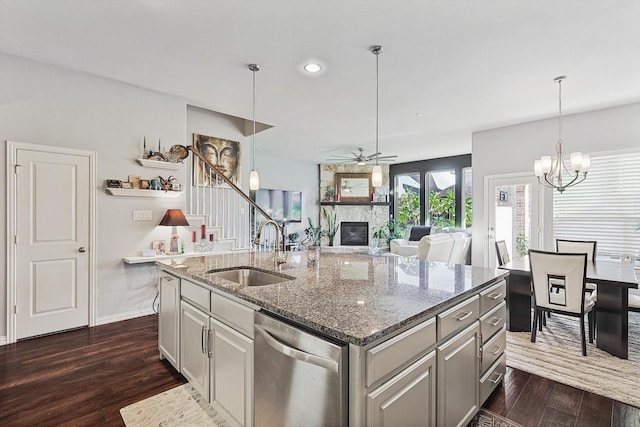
[{"x1": 340, "y1": 222, "x2": 369, "y2": 246}]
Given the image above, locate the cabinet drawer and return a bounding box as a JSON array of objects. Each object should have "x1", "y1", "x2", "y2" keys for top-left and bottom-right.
[
  {"x1": 480, "y1": 280, "x2": 506, "y2": 314},
  {"x1": 211, "y1": 292, "x2": 255, "y2": 338},
  {"x1": 480, "y1": 301, "x2": 506, "y2": 342},
  {"x1": 181, "y1": 280, "x2": 211, "y2": 311},
  {"x1": 480, "y1": 354, "x2": 506, "y2": 405},
  {"x1": 437, "y1": 295, "x2": 479, "y2": 340},
  {"x1": 481, "y1": 327, "x2": 506, "y2": 374},
  {"x1": 366, "y1": 318, "x2": 436, "y2": 387}
]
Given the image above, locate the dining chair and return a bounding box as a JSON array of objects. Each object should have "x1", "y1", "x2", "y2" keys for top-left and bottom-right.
[
  {"x1": 529, "y1": 249, "x2": 595, "y2": 356},
  {"x1": 495, "y1": 240, "x2": 510, "y2": 266},
  {"x1": 556, "y1": 239, "x2": 598, "y2": 294}
]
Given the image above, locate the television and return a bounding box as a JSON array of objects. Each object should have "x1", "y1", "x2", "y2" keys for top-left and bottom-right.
[{"x1": 253, "y1": 189, "x2": 302, "y2": 223}]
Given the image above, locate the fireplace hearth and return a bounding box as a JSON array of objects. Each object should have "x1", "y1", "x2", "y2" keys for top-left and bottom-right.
[{"x1": 340, "y1": 222, "x2": 368, "y2": 246}]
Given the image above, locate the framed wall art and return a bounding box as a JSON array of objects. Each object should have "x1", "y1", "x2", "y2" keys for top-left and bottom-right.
[
  {"x1": 335, "y1": 173, "x2": 372, "y2": 202},
  {"x1": 192, "y1": 133, "x2": 241, "y2": 187}
]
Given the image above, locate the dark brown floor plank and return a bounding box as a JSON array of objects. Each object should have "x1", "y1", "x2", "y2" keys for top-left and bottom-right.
[
  {"x1": 505, "y1": 374, "x2": 557, "y2": 426},
  {"x1": 537, "y1": 407, "x2": 577, "y2": 427},
  {"x1": 612, "y1": 401, "x2": 640, "y2": 427},
  {"x1": 547, "y1": 383, "x2": 584, "y2": 417},
  {"x1": 576, "y1": 392, "x2": 612, "y2": 427},
  {"x1": 483, "y1": 366, "x2": 532, "y2": 417}
]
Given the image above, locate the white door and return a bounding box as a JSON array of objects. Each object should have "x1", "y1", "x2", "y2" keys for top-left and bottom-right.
[
  {"x1": 485, "y1": 174, "x2": 542, "y2": 268},
  {"x1": 14, "y1": 147, "x2": 91, "y2": 339}
]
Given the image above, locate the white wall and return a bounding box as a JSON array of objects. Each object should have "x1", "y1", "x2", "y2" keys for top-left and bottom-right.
[
  {"x1": 0, "y1": 53, "x2": 319, "y2": 341},
  {"x1": 472, "y1": 102, "x2": 640, "y2": 266}
]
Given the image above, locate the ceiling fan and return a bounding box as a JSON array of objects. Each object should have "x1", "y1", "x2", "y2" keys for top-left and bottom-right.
[{"x1": 326, "y1": 147, "x2": 397, "y2": 165}]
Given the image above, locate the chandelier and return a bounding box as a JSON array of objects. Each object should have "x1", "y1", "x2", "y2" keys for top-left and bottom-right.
[{"x1": 533, "y1": 76, "x2": 590, "y2": 193}]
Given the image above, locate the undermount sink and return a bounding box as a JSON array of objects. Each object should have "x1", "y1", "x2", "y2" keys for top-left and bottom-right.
[{"x1": 206, "y1": 267, "x2": 295, "y2": 286}]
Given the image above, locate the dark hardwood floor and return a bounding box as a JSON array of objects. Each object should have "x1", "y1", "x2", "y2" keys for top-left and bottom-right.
[
  {"x1": 0, "y1": 315, "x2": 186, "y2": 426},
  {"x1": 1, "y1": 314, "x2": 638, "y2": 426}
]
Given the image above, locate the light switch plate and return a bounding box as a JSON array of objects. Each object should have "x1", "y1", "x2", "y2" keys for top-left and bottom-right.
[{"x1": 133, "y1": 210, "x2": 153, "y2": 221}]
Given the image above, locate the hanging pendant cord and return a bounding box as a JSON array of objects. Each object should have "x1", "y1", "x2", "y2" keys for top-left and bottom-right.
[
  {"x1": 375, "y1": 48, "x2": 380, "y2": 165},
  {"x1": 252, "y1": 66, "x2": 257, "y2": 170},
  {"x1": 558, "y1": 77, "x2": 563, "y2": 144}
]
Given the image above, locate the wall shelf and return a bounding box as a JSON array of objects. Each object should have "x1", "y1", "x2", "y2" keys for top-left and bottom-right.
[
  {"x1": 320, "y1": 201, "x2": 390, "y2": 206},
  {"x1": 106, "y1": 188, "x2": 183, "y2": 198},
  {"x1": 136, "y1": 158, "x2": 184, "y2": 170}
]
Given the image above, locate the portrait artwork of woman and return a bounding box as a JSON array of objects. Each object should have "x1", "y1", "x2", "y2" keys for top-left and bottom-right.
[{"x1": 193, "y1": 133, "x2": 241, "y2": 186}]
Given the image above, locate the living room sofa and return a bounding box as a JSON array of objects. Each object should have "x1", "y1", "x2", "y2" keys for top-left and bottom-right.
[{"x1": 389, "y1": 226, "x2": 432, "y2": 257}]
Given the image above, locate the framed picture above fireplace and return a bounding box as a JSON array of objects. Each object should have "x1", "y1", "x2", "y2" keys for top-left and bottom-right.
[{"x1": 335, "y1": 173, "x2": 372, "y2": 202}]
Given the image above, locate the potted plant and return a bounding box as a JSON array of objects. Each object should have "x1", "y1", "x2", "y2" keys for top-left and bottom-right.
[
  {"x1": 323, "y1": 208, "x2": 339, "y2": 246},
  {"x1": 304, "y1": 217, "x2": 325, "y2": 247}
]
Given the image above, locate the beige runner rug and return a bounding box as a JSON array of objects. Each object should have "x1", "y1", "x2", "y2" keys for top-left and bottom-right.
[
  {"x1": 506, "y1": 312, "x2": 640, "y2": 408},
  {"x1": 120, "y1": 384, "x2": 229, "y2": 427}
]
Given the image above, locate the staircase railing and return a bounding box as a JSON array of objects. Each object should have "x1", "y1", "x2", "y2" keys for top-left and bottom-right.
[{"x1": 187, "y1": 145, "x2": 279, "y2": 250}]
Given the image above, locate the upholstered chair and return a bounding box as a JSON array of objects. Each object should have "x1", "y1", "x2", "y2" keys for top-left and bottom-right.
[
  {"x1": 416, "y1": 234, "x2": 454, "y2": 262},
  {"x1": 495, "y1": 240, "x2": 510, "y2": 266},
  {"x1": 556, "y1": 239, "x2": 597, "y2": 294},
  {"x1": 529, "y1": 249, "x2": 595, "y2": 356}
]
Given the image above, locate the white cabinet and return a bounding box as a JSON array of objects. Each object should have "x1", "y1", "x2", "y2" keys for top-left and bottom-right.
[
  {"x1": 366, "y1": 350, "x2": 436, "y2": 427},
  {"x1": 158, "y1": 272, "x2": 180, "y2": 370},
  {"x1": 180, "y1": 301, "x2": 210, "y2": 401},
  {"x1": 209, "y1": 317, "x2": 254, "y2": 427},
  {"x1": 174, "y1": 276, "x2": 256, "y2": 427},
  {"x1": 437, "y1": 322, "x2": 480, "y2": 427}
]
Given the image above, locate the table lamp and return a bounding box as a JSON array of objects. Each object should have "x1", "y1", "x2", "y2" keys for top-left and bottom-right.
[{"x1": 159, "y1": 209, "x2": 190, "y2": 254}]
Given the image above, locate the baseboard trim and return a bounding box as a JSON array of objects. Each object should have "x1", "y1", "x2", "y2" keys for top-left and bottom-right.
[
  {"x1": 0, "y1": 336, "x2": 7, "y2": 346},
  {"x1": 96, "y1": 308, "x2": 156, "y2": 326}
]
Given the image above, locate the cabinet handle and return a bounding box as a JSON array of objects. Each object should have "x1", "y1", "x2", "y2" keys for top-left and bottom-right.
[
  {"x1": 201, "y1": 326, "x2": 207, "y2": 354},
  {"x1": 491, "y1": 345, "x2": 502, "y2": 356},
  {"x1": 455, "y1": 311, "x2": 473, "y2": 322},
  {"x1": 488, "y1": 317, "x2": 503, "y2": 327},
  {"x1": 207, "y1": 330, "x2": 214, "y2": 359},
  {"x1": 255, "y1": 324, "x2": 339, "y2": 372},
  {"x1": 488, "y1": 292, "x2": 503, "y2": 300},
  {"x1": 489, "y1": 372, "x2": 503, "y2": 384},
  {"x1": 163, "y1": 275, "x2": 174, "y2": 281}
]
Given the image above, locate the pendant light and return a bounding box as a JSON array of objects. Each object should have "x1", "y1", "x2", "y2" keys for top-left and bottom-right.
[
  {"x1": 371, "y1": 45, "x2": 383, "y2": 188},
  {"x1": 248, "y1": 63, "x2": 260, "y2": 191},
  {"x1": 533, "y1": 76, "x2": 590, "y2": 193}
]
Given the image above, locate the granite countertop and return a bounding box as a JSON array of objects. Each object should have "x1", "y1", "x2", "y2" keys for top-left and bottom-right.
[{"x1": 158, "y1": 250, "x2": 508, "y2": 346}]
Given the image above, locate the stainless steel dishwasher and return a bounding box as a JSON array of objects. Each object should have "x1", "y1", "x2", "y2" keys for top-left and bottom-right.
[{"x1": 254, "y1": 311, "x2": 348, "y2": 427}]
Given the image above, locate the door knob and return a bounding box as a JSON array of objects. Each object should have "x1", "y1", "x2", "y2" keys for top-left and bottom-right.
[{"x1": 79, "y1": 247, "x2": 86, "y2": 253}]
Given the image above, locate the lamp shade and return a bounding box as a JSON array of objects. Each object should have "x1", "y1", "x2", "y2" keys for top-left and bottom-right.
[{"x1": 159, "y1": 209, "x2": 190, "y2": 226}]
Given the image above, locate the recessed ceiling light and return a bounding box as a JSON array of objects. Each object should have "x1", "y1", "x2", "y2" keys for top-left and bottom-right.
[
  {"x1": 415, "y1": 113, "x2": 423, "y2": 118},
  {"x1": 304, "y1": 63, "x2": 322, "y2": 73}
]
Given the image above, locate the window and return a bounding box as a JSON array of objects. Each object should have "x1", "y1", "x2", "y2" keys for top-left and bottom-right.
[
  {"x1": 553, "y1": 150, "x2": 640, "y2": 260},
  {"x1": 426, "y1": 170, "x2": 456, "y2": 226},
  {"x1": 463, "y1": 167, "x2": 473, "y2": 228},
  {"x1": 395, "y1": 173, "x2": 421, "y2": 226}
]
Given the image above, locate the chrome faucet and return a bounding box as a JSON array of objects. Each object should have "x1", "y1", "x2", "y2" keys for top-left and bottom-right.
[{"x1": 254, "y1": 220, "x2": 288, "y2": 266}]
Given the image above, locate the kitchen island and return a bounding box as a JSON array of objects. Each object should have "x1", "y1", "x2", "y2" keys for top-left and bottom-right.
[{"x1": 157, "y1": 250, "x2": 509, "y2": 427}]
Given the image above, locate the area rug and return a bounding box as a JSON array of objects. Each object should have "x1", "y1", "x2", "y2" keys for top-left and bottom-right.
[
  {"x1": 468, "y1": 408, "x2": 524, "y2": 427},
  {"x1": 506, "y1": 312, "x2": 640, "y2": 408},
  {"x1": 120, "y1": 384, "x2": 229, "y2": 427}
]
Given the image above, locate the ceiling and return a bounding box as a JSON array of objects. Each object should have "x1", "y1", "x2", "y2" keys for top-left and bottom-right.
[{"x1": 1, "y1": 0, "x2": 639, "y2": 164}]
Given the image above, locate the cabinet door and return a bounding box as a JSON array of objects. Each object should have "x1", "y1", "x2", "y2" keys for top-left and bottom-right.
[
  {"x1": 158, "y1": 272, "x2": 180, "y2": 370},
  {"x1": 437, "y1": 322, "x2": 480, "y2": 427},
  {"x1": 180, "y1": 301, "x2": 210, "y2": 401},
  {"x1": 210, "y1": 317, "x2": 253, "y2": 427},
  {"x1": 366, "y1": 351, "x2": 436, "y2": 427}
]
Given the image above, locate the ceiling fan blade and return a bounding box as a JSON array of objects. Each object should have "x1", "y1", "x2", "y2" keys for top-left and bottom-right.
[
  {"x1": 376, "y1": 155, "x2": 398, "y2": 160},
  {"x1": 366, "y1": 152, "x2": 382, "y2": 160}
]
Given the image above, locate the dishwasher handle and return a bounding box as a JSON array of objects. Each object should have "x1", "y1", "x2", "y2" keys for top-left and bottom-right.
[{"x1": 255, "y1": 324, "x2": 339, "y2": 373}]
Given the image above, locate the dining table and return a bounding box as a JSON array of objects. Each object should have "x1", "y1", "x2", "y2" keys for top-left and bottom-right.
[{"x1": 500, "y1": 257, "x2": 638, "y2": 359}]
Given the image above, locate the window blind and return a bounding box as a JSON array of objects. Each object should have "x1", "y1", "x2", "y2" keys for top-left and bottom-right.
[{"x1": 553, "y1": 151, "x2": 640, "y2": 260}]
